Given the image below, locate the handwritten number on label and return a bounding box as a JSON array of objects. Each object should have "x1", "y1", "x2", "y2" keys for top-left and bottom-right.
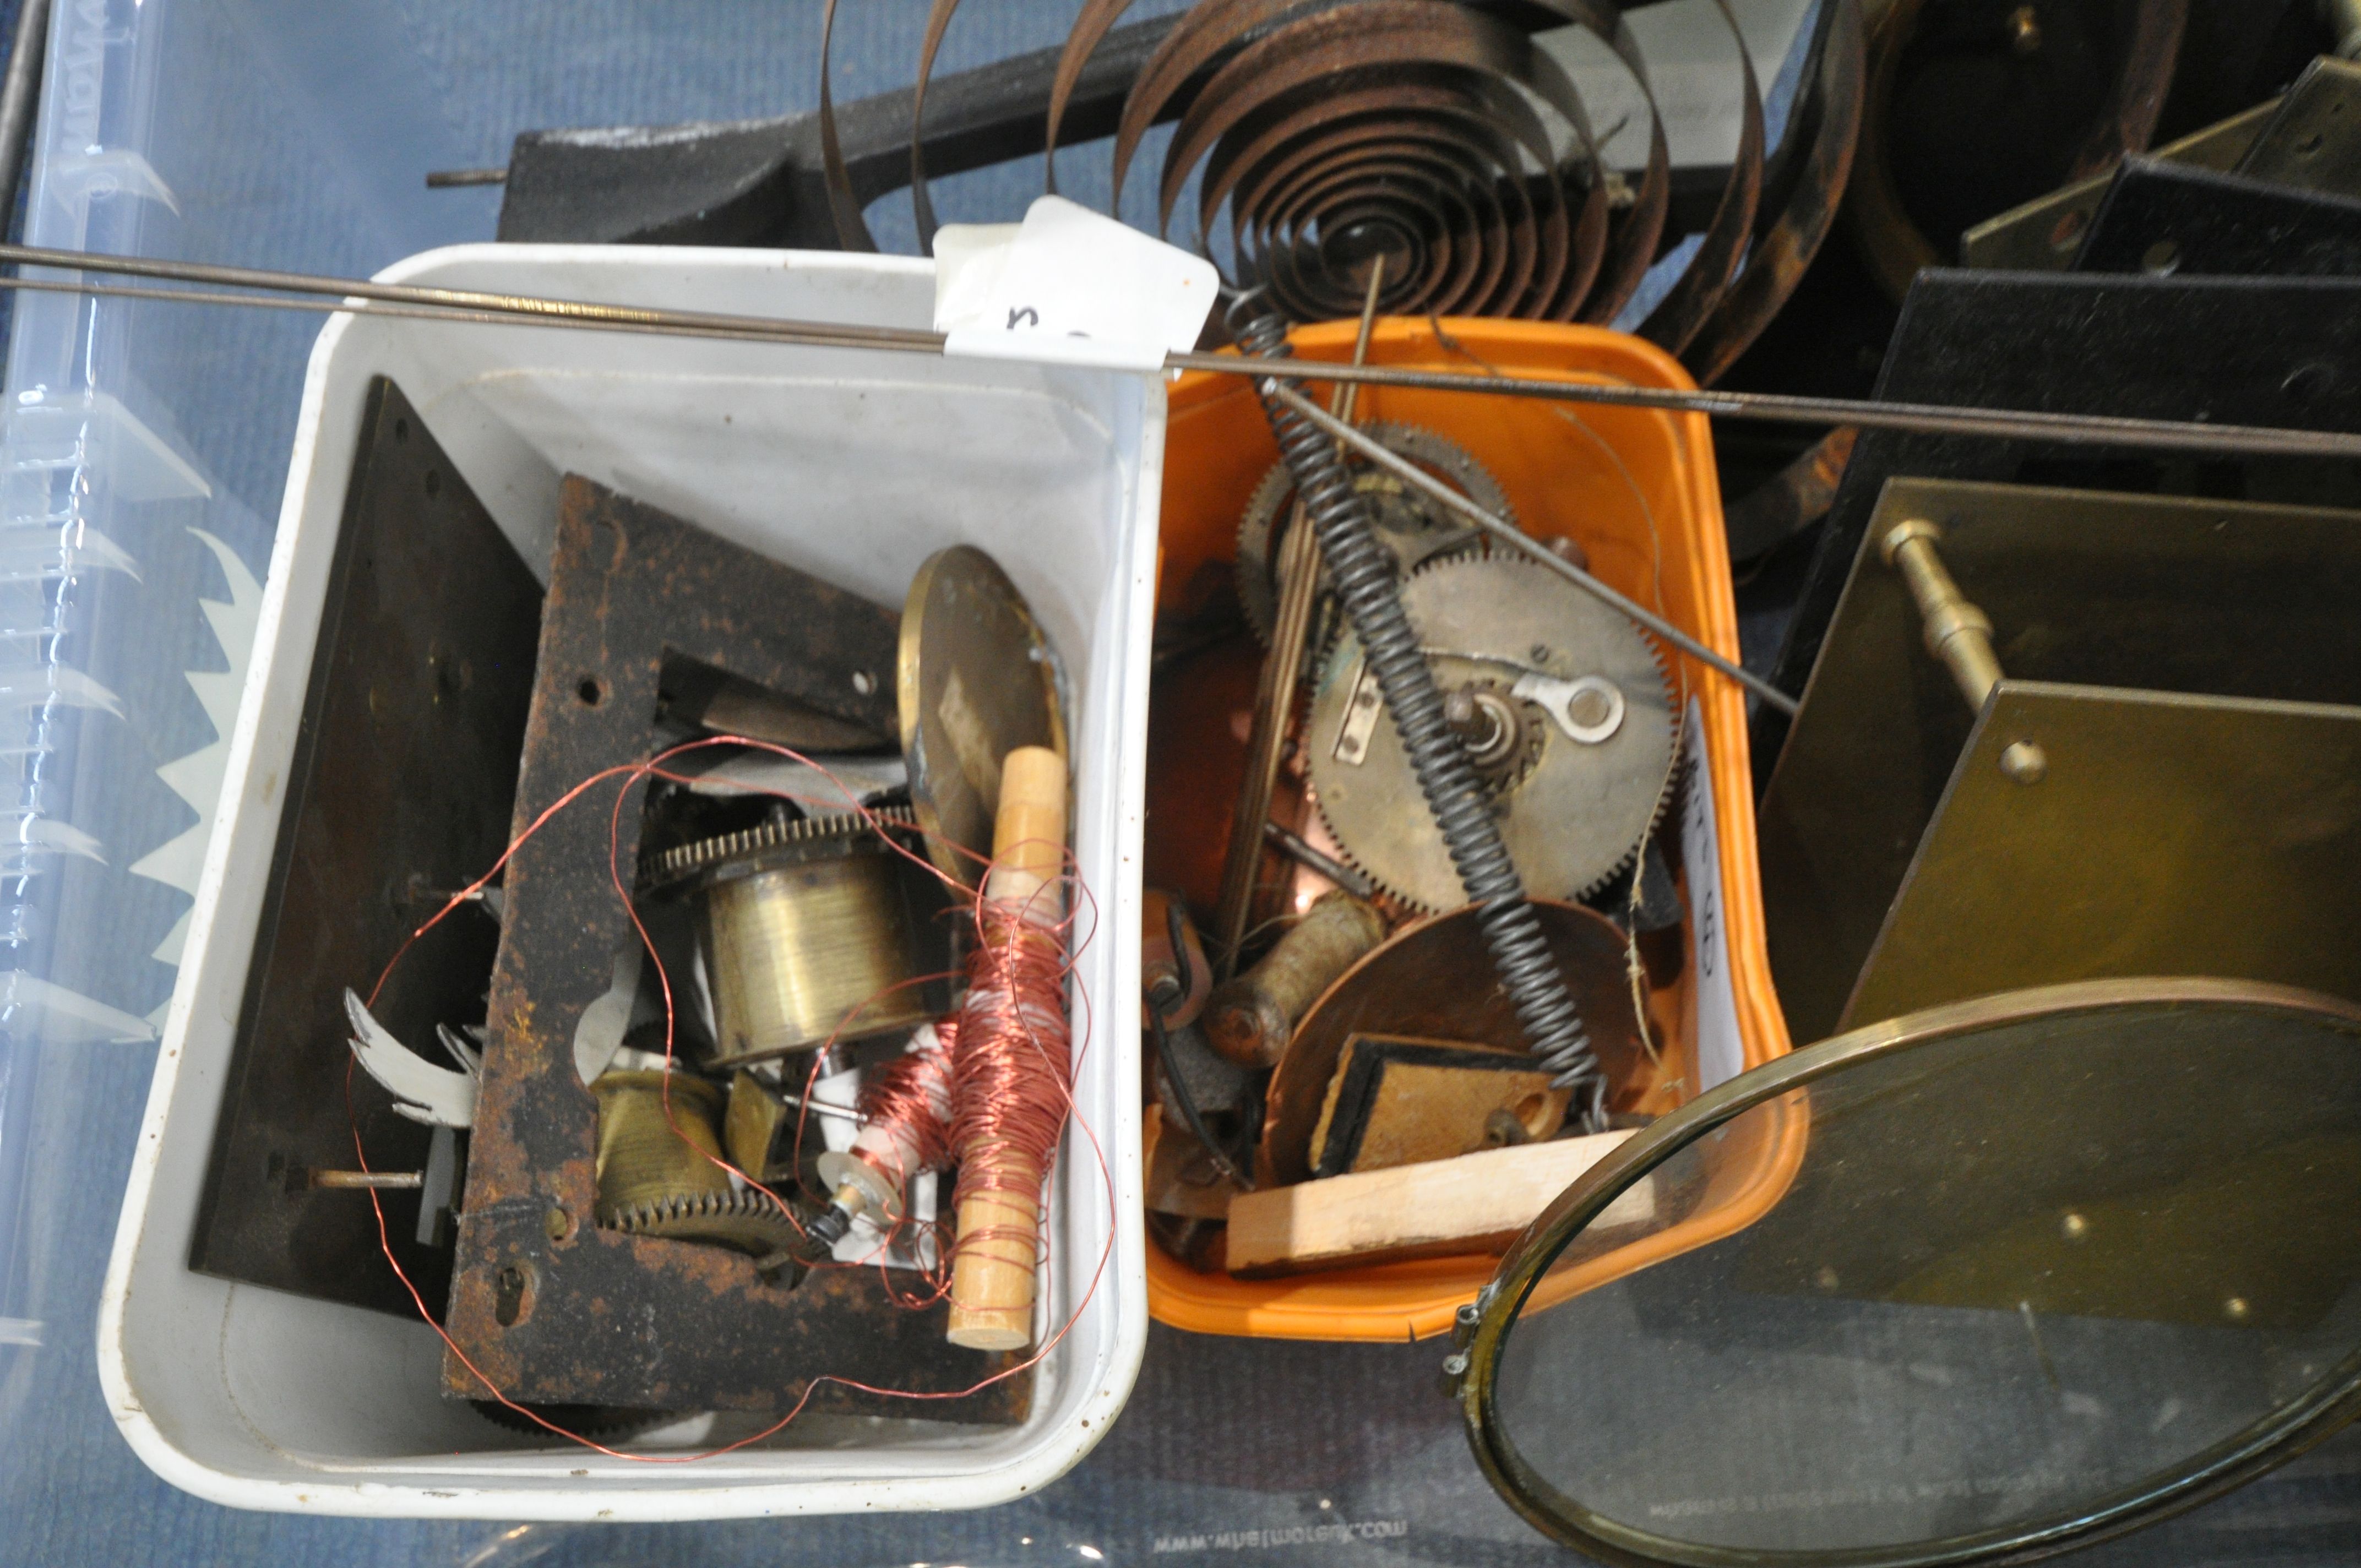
[{"x1": 1007, "y1": 306, "x2": 1040, "y2": 329}]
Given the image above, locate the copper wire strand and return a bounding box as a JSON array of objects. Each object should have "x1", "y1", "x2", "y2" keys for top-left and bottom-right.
[
  {"x1": 858, "y1": 1022, "x2": 959, "y2": 1182},
  {"x1": 348, "y1": 734, "x2": 1114, "y2": 1461},
  {"x1": 794, "y1": 1013, "x2": 959, "y2": 1306},
  {"x1": 950, "y1": 894, "x2": 1080, "y2": 1271},
  {"x1": 792, "y1": 1027, "x2": 959, "y2": 1308},
  {"x1": 776, "y1": 969, "x2": 959, "y2": 1208}
]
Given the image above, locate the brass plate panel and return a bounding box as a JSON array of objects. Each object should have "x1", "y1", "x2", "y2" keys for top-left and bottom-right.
[
  {"x1": 2238, "y1": 55, "x2": 2361, "y2": 195},
  {"x1": 1844, "y1": 683, "x2": 2361, "y2": 1029},
  {"x1": 1760, "y1": 476, "x2": 2361, "y2": 1041},
  {"x1": 897, "y1": 545, "x2": 1066, "y2": 888},
  {"x1": 1962, "y1": 98, "x2": 2273, "y2": 271}
]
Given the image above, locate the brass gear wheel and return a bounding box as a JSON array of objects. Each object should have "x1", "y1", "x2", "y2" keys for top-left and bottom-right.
[
  {"x1": 600, "y1": 1189, "x2": 812, "y2": 1275},
  {"x1": 1449, "y1": 677, "x2": 1548, "y2": 798},
  {"x1": 1305, "y1": 553, "x2": 1677, "y2": 911},
  {"x1": 638, "y1": 804, "x2": 915, "y2": 891},
  {"x1": 1233, "y1": 422, "x2": 1515, "y2": 645}
]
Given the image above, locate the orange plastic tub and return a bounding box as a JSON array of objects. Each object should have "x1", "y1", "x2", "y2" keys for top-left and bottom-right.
[{"x1": 1145, "y1": 316, "x2": 1794, "y2": 1341}]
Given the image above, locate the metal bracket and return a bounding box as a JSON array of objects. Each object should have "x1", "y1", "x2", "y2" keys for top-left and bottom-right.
[{"x1": 1509, "y1": 671, "x2": 1628, "y2": 746}]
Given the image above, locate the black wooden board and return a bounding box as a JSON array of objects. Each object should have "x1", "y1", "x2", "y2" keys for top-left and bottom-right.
[{"x1": 191, "y1": 378, "x2": 544, "y2": 1317}]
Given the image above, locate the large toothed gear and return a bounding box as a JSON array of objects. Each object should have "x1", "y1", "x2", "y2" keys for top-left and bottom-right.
[
  {"x1": 600, "y1": 1189, "x2": 812, "y2": 1276},
  {"x1": 1306, "y1": 553, "x2": 1677, "y2": 911},
  {"x1": 1233, "y1": 422, "x2": 1515, "y2": 645}
]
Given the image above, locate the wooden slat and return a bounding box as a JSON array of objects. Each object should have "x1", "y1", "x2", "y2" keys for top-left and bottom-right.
[{"x1": 1226, "y1": 1131, "x2": 1652, "y2": 1278}]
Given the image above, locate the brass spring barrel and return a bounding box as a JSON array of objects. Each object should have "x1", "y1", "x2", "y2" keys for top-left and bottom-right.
[{"x1": 645, "y1": 808, "x2": 932, "y2": 1066}]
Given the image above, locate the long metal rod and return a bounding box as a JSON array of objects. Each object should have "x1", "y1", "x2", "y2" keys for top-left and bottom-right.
[
  {"x1": 778, "y1": 1090, "x2": 862, "y2": 1124},
  {"x1": 0, "y1": 0, "x2": 51, "y2": 224},
  {"x1": 309, "y1": 1170, "x2": 425, "y2": 1190},
  {"x1": 1267, "y1": 383, "x2": 1800, "y2": 716},
  {"x1": 0, "y1": 239, "x2": 944, "y2": 349},
  {"x1": 7, "y1": 240, "x2": 2361, "y2": 461},
  {"x1": 1185, "y1": 352, "x2": 2361, "y2": 459},
  {"x1": 1263, "y1": 819, "x2": 1377, "y2": 901},
  {"x1": 0, "y1": 273, "x2": 940, "y2": 351},
  {"x1": 1211, "y1": 261, "x2": 1384, "y2": 979}
]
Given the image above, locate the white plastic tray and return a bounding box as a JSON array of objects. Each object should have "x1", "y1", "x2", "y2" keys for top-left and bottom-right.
[{"x1": 96, "y1": 244, "x2": 1156, "y2": 1520}]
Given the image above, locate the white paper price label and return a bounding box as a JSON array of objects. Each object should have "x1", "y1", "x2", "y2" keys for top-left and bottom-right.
[
  {"x1": 935, "y1": 195, "x2": 1219, "y2": 373},
  {"x1": 1679, "y1": 699, "x2": 1744, "y2": 1093}
]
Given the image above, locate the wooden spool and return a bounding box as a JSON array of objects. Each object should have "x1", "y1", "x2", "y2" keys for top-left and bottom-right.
[{"x1": 947, "y1": 745, "x2": 1069, "y2": 1351}]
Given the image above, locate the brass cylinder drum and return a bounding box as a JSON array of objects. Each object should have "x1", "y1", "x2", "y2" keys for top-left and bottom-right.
[
  {"x1": 697, "y1": 837, "x2": 928, "y2": 1064},
  {"x1": 592, "y1": 1069, "x2": 731, "y2": 1217}
]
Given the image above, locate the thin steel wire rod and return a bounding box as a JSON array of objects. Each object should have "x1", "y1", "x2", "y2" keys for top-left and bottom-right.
[
  {"x1": 1266, "y1": 382, "x2": 1800, "y2": 715},
  {"x1": 1182, "y1": 351, "x2": 2360, "y2": 460},
  {"x1": 7, "y1": 240, "x2": 2359, "y2": 462},
  {"x1": 0, "y1": 274, "x2": 943, "y2": 353},
  {"x1": 0, "y1": 239, "x2": 945, "y2": 349}
]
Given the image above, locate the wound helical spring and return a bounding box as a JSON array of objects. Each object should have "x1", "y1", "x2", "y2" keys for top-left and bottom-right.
[{"x1": 1237, "y1": 308, "x2": 1603, "y2": 1123}]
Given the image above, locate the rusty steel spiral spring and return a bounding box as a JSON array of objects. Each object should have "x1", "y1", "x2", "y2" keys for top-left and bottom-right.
[
  {"x1": 1096, "y1": 0, "x2": 1675, "y2": 327},
  {"x1": 1053, "y1": 0, "x2": 1737, "y2": 336},
  {"x1": 820, "y1": 0, "x2": 1868, "y2": 379}
]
